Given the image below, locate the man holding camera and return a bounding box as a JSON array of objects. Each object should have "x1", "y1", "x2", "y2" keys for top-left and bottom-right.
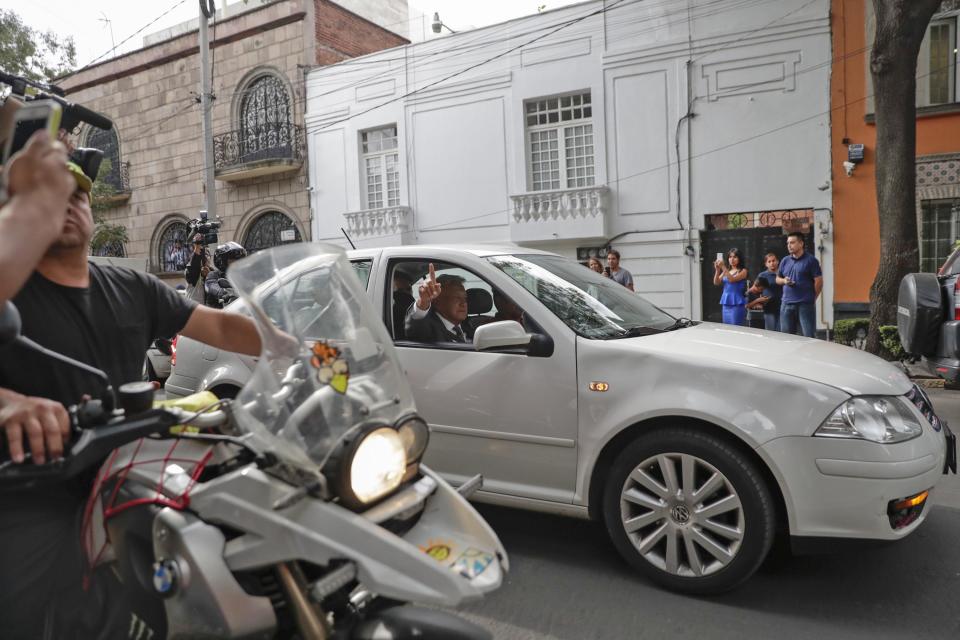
[{"x1": 0, "y1": 134, "x2": 269, "y2": 639}]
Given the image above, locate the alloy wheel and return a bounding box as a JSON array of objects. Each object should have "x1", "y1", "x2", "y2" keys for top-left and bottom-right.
[{"x1": 619, "y1": 452, "x2": 744, "y2": 577}]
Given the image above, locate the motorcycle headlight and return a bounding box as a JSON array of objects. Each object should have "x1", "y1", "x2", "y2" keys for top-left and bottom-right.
[
  {"x1": 815, "y1": 397, "x2": 922, "y2": 443},
  {"x1": 397, "y1": 416, "x2": 430, "y2": 462},
  {"x1": 340, "y1": 427, "x2": 407, "y2": 507}
]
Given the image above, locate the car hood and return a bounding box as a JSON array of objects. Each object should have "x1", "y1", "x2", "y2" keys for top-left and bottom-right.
[{"x1": 621, "y1": 322, "x2": 911, "y2": 397}]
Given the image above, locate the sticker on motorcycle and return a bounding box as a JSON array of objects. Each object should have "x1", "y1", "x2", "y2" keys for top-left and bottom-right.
[
  {"x1": 310, "y1": 341, "x2": 350, "y2": 394},
  {"x1": 420, "y1": 539, "x2": 454, "y2": 562},
  {"x1": 452, "y1": 548, "x2": 494, "y2": 579}
]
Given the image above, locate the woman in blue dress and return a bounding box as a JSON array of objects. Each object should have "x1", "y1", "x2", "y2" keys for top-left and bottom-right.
[{"x1": 712, "y1": 247, "x2": 749, "y2": 325}]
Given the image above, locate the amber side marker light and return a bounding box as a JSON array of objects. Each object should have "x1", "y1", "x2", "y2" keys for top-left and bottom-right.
[
  {"x1": 589, "y1": 382, "x2": 609, "y2": 392},
  {"x1": 888, "y1": 490, "x2": 930, "y2": 529}
]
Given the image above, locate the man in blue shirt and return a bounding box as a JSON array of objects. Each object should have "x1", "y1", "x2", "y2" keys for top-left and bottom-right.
[{"x1": 776, "y1": 232, "x2": 823, "y2": 337}]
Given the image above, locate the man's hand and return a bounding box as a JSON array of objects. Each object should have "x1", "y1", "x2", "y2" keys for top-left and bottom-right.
[
  {"x1": 416, "y1": 263, "x2": 442, "y2": 311},
  {"x1": 193, "y1": 233, "x2": 203, "y2": 255},
  {"x1": 0, "y1": 391, "x2": 70, "y2": 464},
  {"x1": 4, "y1": 131, "x2": 73, "y2": 214}
]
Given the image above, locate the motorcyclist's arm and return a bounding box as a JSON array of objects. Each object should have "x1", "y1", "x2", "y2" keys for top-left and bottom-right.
[
  {"x1": 180, "y1": 305, "x2": 262, "y2": 356},
  {"x1": 0, "y1": 387, "x2": 70, "y2": 465},
  {"x1": 0, "y1": 133, "x2": 74, "y2": 306}
]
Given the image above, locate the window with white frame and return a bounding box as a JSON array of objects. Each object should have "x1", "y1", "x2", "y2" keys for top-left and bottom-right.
[
  {"x1": 920, "y1": 198, "x2": 960, "y2": 273},
  {"x1": 361, "y1": 126, "x2": 400, "y2": 209},
  {"x1": 525, "y1": 92, "x2": 594, "y2": 192},
  {"x1": 928, "y1": 17, "x2": 957, "y2": 105}
]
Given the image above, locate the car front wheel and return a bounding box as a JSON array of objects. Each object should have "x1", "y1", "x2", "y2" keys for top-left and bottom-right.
[{"x1": 602, "y1": 428, "x2": 775, "y2": 594}]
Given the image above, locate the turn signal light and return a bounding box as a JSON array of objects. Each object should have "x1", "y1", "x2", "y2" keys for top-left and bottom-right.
[
  {"x1": 888, "y1": 489, "x2": 930, "y2": 530},
  {"x1": 891, "y1": 490, "x2": 928, "y2": 511},
  {"x1": 589, "y1": 382, "x2": 609, "y2": 392}
]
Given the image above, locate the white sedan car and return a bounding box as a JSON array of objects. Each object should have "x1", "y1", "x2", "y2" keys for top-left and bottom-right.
[{"x1": 166, "y1": 244, "x2": 956, "y2": 593}]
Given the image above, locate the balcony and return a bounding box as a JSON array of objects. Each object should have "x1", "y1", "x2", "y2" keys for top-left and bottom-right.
[
  {"x1": 213, "y1": 123, "x2": 303, "y2": 182},
  {"x1": 343, "y1": 206, "x2": 413, "y2": 241},
  {"x1": 95, "y1": 160, "x2": 132, "y2": 205},
  {"x1": 509, "y1": 185, "x2": 608, "y2": 243}
]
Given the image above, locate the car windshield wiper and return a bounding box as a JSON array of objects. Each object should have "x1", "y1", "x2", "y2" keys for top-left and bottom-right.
[
  {"x1": 604, "y1": 325, "x2": 665, "y2": 339},
  {"x1": 662, "y1": 317, "x2": 696, "y2": 331}
]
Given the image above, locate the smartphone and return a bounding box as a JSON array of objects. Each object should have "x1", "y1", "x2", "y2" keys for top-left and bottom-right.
[
  {"x1": 604, "y1": 266, "x2": 611, "y2": 276},
  {"x1": 1, "y1": 100, "x2": 62, "y2": 165},
  {"x1": 716, "y1": 252, "x2": 723, "y2": 262}
]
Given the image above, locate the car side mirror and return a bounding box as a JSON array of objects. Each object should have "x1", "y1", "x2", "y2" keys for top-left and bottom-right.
[
  {"x1": 0, "y1": 301, "x2": 22, "y2": 345},
  {"x1": 473, "y1": 320, "x2": 531, "y2": 351}
]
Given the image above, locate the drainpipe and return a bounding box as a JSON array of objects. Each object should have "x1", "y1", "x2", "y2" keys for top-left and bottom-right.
[{"x1": 814, "y1": 206, "x2": 833, "y2": 340}]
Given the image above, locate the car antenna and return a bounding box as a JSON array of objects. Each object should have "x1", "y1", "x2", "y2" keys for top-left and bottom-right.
[{"x1": 340, "y1": 227, "x2": 356, "y2": 250}]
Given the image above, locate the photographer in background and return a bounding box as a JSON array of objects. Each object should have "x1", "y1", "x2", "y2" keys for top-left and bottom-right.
[
  {"x1": 184, "y1": 233, "x2": 211, "y2": 304},
  {"x1": 0, "y1": 131, "x2": 74, "y2": 306},
  {"x1": 205, "y1": 241, "x2": 247, "y2": 308}
]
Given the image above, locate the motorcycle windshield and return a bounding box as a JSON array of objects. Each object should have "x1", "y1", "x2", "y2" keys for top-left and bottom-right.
[{"x1": 227, "y1": 243, "x2": 417, "y2": 472}]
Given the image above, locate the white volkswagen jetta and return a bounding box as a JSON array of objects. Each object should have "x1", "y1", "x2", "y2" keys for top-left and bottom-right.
[{"x1": 166, "y1": 244, "x2": 956, "y2": 593}]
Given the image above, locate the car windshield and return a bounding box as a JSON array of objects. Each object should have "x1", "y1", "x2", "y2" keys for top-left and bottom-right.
[
  {"x1": 486, "y1": 254, "x2": 676, "y2": 338},
  {"x1": 227, "y1": 243, "x2": 417, "y2": 473}
]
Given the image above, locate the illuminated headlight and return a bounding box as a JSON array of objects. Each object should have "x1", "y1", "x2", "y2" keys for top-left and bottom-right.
[
  {"x1": 397, "y1": 416, "x2": 430, "y2": 462},
  {"x1": 346, "y1": 427, "x2": 407, "y2": 506},
  {"x1": 815, "y1": 397, "x2": 922, "y2": 443}
]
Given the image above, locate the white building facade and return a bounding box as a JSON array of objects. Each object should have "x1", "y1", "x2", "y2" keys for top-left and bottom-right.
[{"x1": 305, "y1": 0, "x2": 834, "y2": 325}]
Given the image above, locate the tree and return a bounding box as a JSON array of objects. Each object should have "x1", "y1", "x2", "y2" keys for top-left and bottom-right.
[
  {"x1": 0, "y1": 9, "x2": 76, "y2": 83},
  {"x1": 865, "y1": 0, "x2": 943, "y2": 354},
  {"x1": 88, "y1": 158, "x2": 129, "y2": 257}
]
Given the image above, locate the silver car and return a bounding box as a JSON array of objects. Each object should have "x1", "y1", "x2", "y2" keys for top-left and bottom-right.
[{"x1": 167, "y1": 244, "x2": 956, "y2": 593}]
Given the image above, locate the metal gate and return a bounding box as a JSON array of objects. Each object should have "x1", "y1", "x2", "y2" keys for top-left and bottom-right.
[{"x1": 700, "y1": 211, "x2": 815, "y2": 324}]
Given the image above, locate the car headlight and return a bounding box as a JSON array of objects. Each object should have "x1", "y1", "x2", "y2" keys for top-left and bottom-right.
[
  {"x1": 342, "y1": 427, "x2": 407, "y2": 507},
  {"x1": 815, "y1": 397, "x2": 922, "y2": 443}
]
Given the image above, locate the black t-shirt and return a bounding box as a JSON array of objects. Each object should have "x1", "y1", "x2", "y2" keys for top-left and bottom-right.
[
  {"x1": 754, "y1": 271, "x2": 783, "y2": 314},
  {"x1": 0, "y1": 263, "x2": 196, "y2": 637},
  {"x1": 0, "y1": 263, "x2": 196, "y2": 406}
]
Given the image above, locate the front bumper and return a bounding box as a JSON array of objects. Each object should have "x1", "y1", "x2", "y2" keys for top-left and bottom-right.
[{"x1": 760, "y1": 421, "x2": 951, "y2": 540}]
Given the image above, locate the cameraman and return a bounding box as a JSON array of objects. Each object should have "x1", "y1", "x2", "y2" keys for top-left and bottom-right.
[
  {"x1": 205, "y1": 241, "x2": 247, "y2": 308},
  {"x1": 0, "y1": 148, "x2": 292, "y2": 639},
  {"x1": 0, "y1": 131, "x2": 74, "y2": 306},
  {"x1": 184, "y1": 233, "x2": 211, "y2": 304}
]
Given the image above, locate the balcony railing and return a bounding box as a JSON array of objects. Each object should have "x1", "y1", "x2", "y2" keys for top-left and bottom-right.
[
  {"x1": 213, "y1": 123, "x2": 304, "y2": 181},
  {"x1": 343, "y1": 205, "x2": 412, "y2": 238},
  {"x1": 96, "y1": 160, "x2": 132, "y2": 204},
  {"x1": 509, "y1": 185, "x2": 608, "y2": 242}
]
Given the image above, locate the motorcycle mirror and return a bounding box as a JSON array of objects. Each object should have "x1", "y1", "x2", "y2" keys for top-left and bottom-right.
[{"x1": 0, "y1": 301, "x2": 22, "y2": 345}]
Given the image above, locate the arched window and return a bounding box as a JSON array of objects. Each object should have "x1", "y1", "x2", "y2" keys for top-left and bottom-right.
[
  {"x1": 157, "y1": 220, "x2": 191, "y2": 273},
  {"x1": 238, "y1": 74, "x2": 293, "y2": 163},
  {"x1": 243, "y1": 211, "x2": 301, "y2": 254},
  {"x1": 84, "y1": 127, "x2": 125, "y2": 193}
]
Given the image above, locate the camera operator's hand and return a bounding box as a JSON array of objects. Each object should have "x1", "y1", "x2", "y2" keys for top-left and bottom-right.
[
  {"x1": 0, "y1": 389, "x2": 70, "y2": 465},
  {"x1": 193, "y1": 233, "x2": 203, "y2": 255},
  {"x1": 4, "y1": 131, "x2": 73, "y2": 214}
]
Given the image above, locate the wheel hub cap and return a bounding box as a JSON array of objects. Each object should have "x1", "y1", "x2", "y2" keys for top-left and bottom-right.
[{"x1": 670, "y1": 504, "x2": 691, "y2": 524}]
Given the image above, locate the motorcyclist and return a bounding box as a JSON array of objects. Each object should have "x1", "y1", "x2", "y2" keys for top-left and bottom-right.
[
  {"x1": 204, "y1": 241, "x2": 247, "y2": 308},
  {"x1": 0, "y1": 147, "x2": 265, "y2": 639}
]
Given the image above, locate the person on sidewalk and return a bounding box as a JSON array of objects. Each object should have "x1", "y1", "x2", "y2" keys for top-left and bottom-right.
[
  {"x1": 605, "y1": 249, "x2": 634, "y2": 291},
  {"x1": 777, "y1": 232, "x2": 822, "y2": 338},
  {"x1": 713, "y1": 247, "x2": 749, "y2": 326},
  {"x1": 747, "y1": 252, "x2": 783, "y2": 331}
]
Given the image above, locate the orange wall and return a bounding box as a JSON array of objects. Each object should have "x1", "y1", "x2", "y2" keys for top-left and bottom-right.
[{"x1": 831, "y1": 0, "x2": 960, "y2": 304}]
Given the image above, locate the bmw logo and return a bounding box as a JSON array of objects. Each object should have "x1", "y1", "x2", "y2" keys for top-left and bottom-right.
[{"x1": 153, "y1": 559, "x2": 179, "y2": 597}]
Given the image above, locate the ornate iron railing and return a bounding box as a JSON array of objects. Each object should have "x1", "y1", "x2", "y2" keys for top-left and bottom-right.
[
  {"x1": 213, "y1": 123, "x2": 304, "y2": 171},
  {"x1": 100, "y1": 160, "x2": 131, "y2": 195}
]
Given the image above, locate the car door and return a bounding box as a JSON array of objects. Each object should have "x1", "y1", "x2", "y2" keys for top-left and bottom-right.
[{"x1": 386, "y1": 255, "x2": 579, "y2": 504}]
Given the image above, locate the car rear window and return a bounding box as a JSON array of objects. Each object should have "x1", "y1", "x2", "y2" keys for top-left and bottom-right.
[{"x1": 941, "y1": 246, "x2": 960, "y2": 276}]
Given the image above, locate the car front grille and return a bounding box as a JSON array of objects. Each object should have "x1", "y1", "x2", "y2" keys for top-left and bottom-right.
[{"x1": 906, "y1": 384, "x2": 943, "y2": 432}]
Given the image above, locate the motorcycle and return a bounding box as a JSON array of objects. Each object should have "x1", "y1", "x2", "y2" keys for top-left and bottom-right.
[{"x1": 0, "y1": 243, "x2": 507, "y2": 639}]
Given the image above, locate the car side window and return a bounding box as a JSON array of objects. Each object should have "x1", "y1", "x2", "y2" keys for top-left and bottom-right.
[
  {"x1": 350, "y1": 259, "x2": 373, "y2": 288},
  {"x1": 388, "y1": 260, "x2": 524, "y2": 347}
]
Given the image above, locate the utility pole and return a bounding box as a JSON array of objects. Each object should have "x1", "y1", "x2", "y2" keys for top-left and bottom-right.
[{"x1": 199, "y1": 0, "x2": 217, "y2": 220}]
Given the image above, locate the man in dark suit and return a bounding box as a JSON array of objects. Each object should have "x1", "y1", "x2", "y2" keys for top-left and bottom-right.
[{"x1": 405, "y1": 264, "x2": 470, "y2": 343}]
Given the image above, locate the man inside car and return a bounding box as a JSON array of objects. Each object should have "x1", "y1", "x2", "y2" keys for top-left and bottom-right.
[{"x1": 405, "y1": 264, "x2": 471, "y2": 344}]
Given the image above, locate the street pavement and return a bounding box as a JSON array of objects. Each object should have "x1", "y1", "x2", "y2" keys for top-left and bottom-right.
[{"x1": 453, "y1": 387, "x2": 960, "y2": 640}]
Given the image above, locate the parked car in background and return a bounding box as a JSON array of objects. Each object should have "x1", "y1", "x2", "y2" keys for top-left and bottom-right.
[
  {"x1": 169, "y1": 244, "x2": 955, "y2": 594},
  {"x1": 143, "y1": 337, "x2": 173, "y2": 383},
  {"x1": 898, "y1": 245, "x2": 960, "y2": 384}
]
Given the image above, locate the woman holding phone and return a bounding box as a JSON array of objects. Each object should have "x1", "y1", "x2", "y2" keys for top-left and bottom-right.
[{"x1": 712, "y1": 247, "x2": 749, "y2": 325}]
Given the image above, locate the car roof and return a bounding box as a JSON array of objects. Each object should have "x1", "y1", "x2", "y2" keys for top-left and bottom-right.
[{"x1": 346, "y1": 244, "x2": 560, "y2": 259}]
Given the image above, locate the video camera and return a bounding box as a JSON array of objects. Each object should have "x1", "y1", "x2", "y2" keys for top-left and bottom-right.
[
  {"x1": 0, "y1": 70, "x2": 113, "y2": 133},
  {"x1": 188, "y1": 211, "x2": 221, "y2": 246}
]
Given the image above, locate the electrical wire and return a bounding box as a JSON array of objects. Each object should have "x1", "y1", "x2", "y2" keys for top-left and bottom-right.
[{"x1": 74, "y1": 0, "x2": 190, "y2": 73}]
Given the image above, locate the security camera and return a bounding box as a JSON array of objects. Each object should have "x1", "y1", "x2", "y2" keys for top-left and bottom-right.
[{"x1": 842, "y1": 161, "x2": 855, "y2": 177}]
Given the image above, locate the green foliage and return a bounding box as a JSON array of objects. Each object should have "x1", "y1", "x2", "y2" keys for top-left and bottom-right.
[
  {"x1": 88, "y1": 159, "x2": 128, "y2": 256},
  {"x1": 89, "y1": 158, "x2": 115, "y2": 212},
  {"x1": 833, "y1": 318, "x2": 870, "y2": 346},
  {"x1": 879, "y1": 325, "x2": 905, "y2": 360},
  {"x1": 0, "y1": 10, "x2": 76, "y2": 83}
]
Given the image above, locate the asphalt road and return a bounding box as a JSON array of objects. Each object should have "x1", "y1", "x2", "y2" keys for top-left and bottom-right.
[{"x1": 453, "y1": 387, "x2": 960, "y2": 640}]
